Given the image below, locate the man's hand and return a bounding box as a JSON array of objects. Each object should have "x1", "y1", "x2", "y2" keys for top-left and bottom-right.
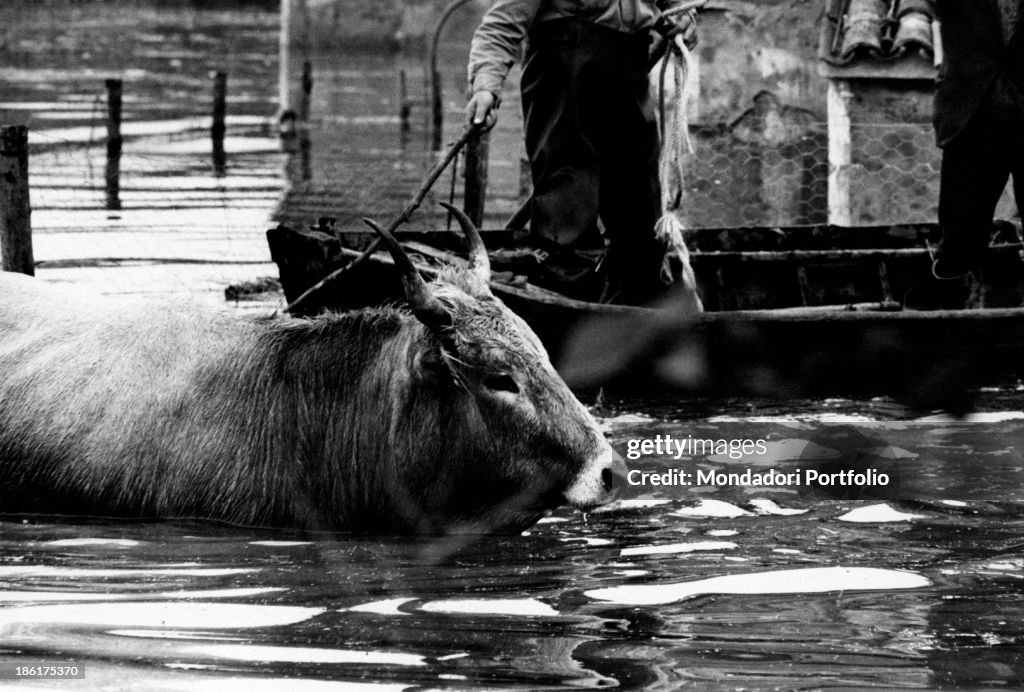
[
  {"x1": 466, "y1": 90, "x2": 499, "y2": 130},
  {"x1": 665, "y1": 9, "x2": 698, "y2": 50}
]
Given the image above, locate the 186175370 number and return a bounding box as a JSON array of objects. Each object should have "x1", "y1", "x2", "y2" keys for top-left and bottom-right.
[{"x1": 0, "y1": 664, "x2": 85, "y2": 679}]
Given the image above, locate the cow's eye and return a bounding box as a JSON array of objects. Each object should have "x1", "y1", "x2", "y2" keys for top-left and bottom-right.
[{"x1": 482, "y1": 373, "x2": 520, "y2": 394}]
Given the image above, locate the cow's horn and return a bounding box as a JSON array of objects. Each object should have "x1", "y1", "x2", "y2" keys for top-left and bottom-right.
[
  {"x1": 362, "y1": 218, "x2": 452, "y2": 331},
  {"x1": 439, "y1": 202, "x2": 491, "y2": 285}
]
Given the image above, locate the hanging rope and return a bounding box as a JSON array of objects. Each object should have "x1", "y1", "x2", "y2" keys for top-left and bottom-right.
[{"x1": 654, "y1": 34, "x2": 703, "y2": 312}]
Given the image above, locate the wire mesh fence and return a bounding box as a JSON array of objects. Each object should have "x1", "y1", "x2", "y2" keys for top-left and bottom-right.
[{"x1": 674, "y1": 119, "x2": 940, "y2": 229}]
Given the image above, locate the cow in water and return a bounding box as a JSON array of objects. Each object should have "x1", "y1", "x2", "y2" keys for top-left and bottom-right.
[{"x1": 0, "y1": 205, "x2": 624, "y2": 534}]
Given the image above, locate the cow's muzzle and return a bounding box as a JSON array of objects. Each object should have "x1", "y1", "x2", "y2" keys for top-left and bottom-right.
[{"x1": 563, "y1": 444, "x2": 627, "y2": 510}]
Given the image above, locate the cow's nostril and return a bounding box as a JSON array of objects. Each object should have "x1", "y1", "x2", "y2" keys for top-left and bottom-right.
[{"x1": 601, "y1": 467, "x2": 614, "y2": 492}]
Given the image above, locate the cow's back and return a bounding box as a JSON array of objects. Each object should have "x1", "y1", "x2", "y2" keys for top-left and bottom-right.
[{"x1": 0, "y1": 273, "x2": 284, "y2": 520}]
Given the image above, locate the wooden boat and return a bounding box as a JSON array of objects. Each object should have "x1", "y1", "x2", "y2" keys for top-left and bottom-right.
[{"x1": 267, "y1": 219, "x2": 1024, "y2": 410}]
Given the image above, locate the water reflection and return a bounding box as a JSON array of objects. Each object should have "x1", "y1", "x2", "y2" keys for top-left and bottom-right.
[{"x1": 0, "y1": 414, "x2": 1021, "y2": 688}]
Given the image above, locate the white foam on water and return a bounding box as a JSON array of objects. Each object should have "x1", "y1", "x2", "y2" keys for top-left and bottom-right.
[
  {"x1": 0, "y1": 566, "x2": 256, "y2": 578},
  {"x1": 749, "y1": 498, "x2": 810, "y2": 516},
  {"x1": 248, "y1": 541, "x2": 313, "y2": 547},
  {"x1": 837, "y1": 504, "x2": 924, "y2": 523},
  {"x1": 419, "y1": 598, "x2": 558, "y2": 617},
  {"x1": 0, "y1": 603, "x2": 324, "y2": 629},
  {"x1": 773, "y1": 548, "x2": 803, "y2": 555},
  {"x1": 44, "y1": 538, "x2": 141, "y2": 548},
  {"x1": 0, "y1": 588, "x2": 282, "y2": 603},
  {"x1": 107, "y1": 630, "x2": 246, "y2": 641},
  {"x1": 149, "y1": 675, "x2": 408, "y2": 691},
  {"x1": 598, "y1": 413, "x2": 655, "y2": 428},
  {"x1": 620, "y1": 541, "x2": 737, "y2": 557},
  {"x1": 536, "y1": 517, "x2": 569, "y2": 524},
  {"x1": 435, "y1": 653, "x2": 470, "y2": 661},
  {"x1": 705, "y1": 414, "x2": 878, "y2": 424},
  {"x1": 585, "y1": 566, "x2": 931, "y2": 605},
  {"x1": 940, "y1": 500, "x2": 969, "y2": 507},
  {"x1": 182, "y1": 644, "x2": 425, "y2": 667},
  {"x1": 613, "y1": 570, "x2": 650, "y2": 577},
  {"x1": 615, "y1": 499, "x2": 671, "y2": 509},
  {"x1": 344, "y1": 598, "x2": 416, "y2": 615},
  {"x1": 706, "y1": 529, "x2": 739, "y2": 537},
  {"x1": 674, "y1": 499, "x2": 753, "y2": 518},
  {"x1": 916, "y1": 411, "x2": 1024, "y2": 423},
  {"x1": 562, "y1": 537, "x2": 613, "y2": 546}
]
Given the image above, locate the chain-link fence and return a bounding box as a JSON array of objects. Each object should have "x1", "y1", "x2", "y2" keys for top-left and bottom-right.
[{"x1": 674, "y1": 119, "x2": 941, "y2": 229}]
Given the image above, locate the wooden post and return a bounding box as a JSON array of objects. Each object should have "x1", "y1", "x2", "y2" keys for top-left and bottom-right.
[
  {"x1": 212, "y1": 71, "x2": 227, "y2": 176},
  {"x1": 299, "y1": 60, "x2": 312, "y2": 122},
  {"x1": 105, "y1": 78, "x2": 122, "y2": 211},
  {"x1": 463, "y1": 128, "x2": 490, "y2": 227},
  {"x1": 431, "y1": 69, "x2": 443, "y2": 151},
  {"x1": 398, "y1": 69, "x2": 411, "y2": 135},
  {"x1": 0, "y1": 125, "x2": 34, "y2": 276},
  {"x1": 827, "y1": 79, "x2": 853, "y2": 227},
  {"x1": 279, "y1": 0, "x2": 292, "y2": 114}
]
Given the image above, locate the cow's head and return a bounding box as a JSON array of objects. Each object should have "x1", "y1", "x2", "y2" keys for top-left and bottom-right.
[{"x1": 366, "y1": 204, "x2": 625, "y2": 534}]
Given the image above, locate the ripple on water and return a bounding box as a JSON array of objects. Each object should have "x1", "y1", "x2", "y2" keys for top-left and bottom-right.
[
  {"x1": 0, "y1": 588, "x2": 282, "y2": 603},
  {"x1": 418, "y1": 598, "x2": 559, "y2": 617},
  {"x1": 0, "y1": 603, "x2": 324, "y2": 629},
  {"x1": 673, "y1": 499, "x2": 753, "y2": 518},
  {"x1": 44, "y1": 538, "x2": 142, "y2": 548},
  {"x1": 179, "y1": 644, "x2": 425, "y2": 667},
  {"x1": 837, "y1": 503, "x2": 925, "y2": 523},
  {"x1": 585, "y1": 566, "x2": 932, "y2": 605},
  {"x1": 619, "y1": 541, "x2": 738, "y2": 557}
]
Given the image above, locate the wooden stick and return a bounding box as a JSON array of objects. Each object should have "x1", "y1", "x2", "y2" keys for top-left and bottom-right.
[
  {"x1": 0, "y1": 125, "x2": 34, "y2": 276},
  {"x1": 463, "y1": 128, "x2": 489, "y2": 227},
  {"x1": 283, "y1": 125, "x2": 478, "y2": 314}
]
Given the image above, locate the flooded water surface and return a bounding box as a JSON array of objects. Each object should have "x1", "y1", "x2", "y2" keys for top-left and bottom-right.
[{"x1": 1, "y1": 412, "x2": 1022, "y2": 689}]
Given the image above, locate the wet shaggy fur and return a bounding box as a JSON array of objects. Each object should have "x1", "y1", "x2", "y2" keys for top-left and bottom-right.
[{"x1": 0, "y1": 272, "x2": 607, "y2": 533}]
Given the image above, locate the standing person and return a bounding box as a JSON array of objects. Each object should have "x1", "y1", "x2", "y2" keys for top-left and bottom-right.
[
  {"x1": 931, "y1": 0, "x2": 1024, "y2": 279},
  {"x1": 466, "y1": 0, "x2": 698, "y2": 304}
]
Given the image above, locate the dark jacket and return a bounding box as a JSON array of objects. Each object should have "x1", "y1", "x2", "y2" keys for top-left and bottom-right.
[{"x1": 934, "y1": 0, "x2": 1024, "y2": 146}]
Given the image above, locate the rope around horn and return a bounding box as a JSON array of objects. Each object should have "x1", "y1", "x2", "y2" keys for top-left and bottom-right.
[
  {"x1": 284, "y1": 126, "x2": 478, "y2": 315},
  {"x1": 654, "y1": 36, "x2": 703, "y2": 312}
]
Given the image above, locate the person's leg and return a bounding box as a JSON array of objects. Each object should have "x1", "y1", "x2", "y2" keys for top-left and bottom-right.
[
  {"x1": 1009, "y1": 106, "x2": 1024, "y2": 226},
  {"x1": 593, "y1": 30, "x2": 667, "y2": 304},
  {"x1": 935, "y1": 106, "x2": 1013, "y2": 277},
  {"x1": 519, "y1": 20, "x2": 606, "y2": 299}
]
